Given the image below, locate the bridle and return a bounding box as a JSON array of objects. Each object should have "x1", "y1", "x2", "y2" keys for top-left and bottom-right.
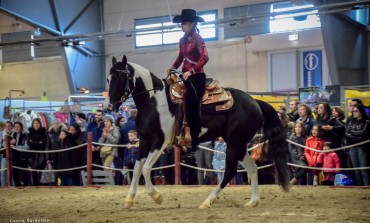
[{"x1": 114, "y1": 67, "x2": 135, "y2": 102}]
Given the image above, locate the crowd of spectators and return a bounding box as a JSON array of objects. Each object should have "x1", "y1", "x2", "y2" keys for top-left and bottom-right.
[{"x1": 0, "y1": 97, "x2": 369, "y2": 187}]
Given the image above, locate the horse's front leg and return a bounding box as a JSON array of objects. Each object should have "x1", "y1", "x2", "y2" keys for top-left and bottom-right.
[
  {"x1": 239, "y1": 153, "x2": 260, "y2": 207},
  {"x1": 142, "y1": 150, "x2": 164, "y2": 204},
  {"x1": 124, "y1": 158, "x2": 145, "y2": 209}
]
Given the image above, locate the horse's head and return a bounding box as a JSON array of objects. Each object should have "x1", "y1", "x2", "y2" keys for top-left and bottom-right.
[{"x1": 107, "y1": 55, "x2": 135, "y2": 111}]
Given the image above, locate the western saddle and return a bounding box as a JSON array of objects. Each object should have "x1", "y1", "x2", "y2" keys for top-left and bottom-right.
[{"x1": 166, "y1": 74, "x2": 234, "y2": 147}]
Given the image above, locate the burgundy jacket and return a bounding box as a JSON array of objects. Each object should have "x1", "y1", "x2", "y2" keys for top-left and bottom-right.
[{"x1": 172, "y1": 30, "x2": 209, "y2": 74}]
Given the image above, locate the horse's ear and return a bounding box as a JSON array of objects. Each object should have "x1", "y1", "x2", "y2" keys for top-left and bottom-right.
[
  {"x1": 112, "y1": 56, "x2": 117, "y2": 66},
  {"x1": 122, "y1": 55, "x2": 127, "y2": 66}
]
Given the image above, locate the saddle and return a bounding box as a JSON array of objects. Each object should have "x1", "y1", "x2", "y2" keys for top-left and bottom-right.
[
  {"x1": 166, "y1": 75, "x2": 234, "y2": 147},
  {"x1": 167, "y1": 75, "x2": 234, "y2": 111}
]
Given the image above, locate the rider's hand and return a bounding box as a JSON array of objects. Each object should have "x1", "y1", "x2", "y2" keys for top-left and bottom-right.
[{"x1": 183, "y1": 71, "x2": 192, "y2": 80}]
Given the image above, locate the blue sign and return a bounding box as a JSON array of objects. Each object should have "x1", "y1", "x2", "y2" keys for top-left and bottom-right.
[{"x1": 303, "y1": 50, "x2": 322, "y2": 87}]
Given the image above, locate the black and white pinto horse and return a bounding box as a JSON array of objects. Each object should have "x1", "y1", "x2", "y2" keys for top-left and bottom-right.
[{"x1": 107, "y1": 55, "x2": 290, "y2": 209}]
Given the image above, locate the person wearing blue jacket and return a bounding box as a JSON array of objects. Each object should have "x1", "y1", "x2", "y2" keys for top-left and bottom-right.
[{"x1": 212, "y1": 137, "x2": 226, "y2": 184}]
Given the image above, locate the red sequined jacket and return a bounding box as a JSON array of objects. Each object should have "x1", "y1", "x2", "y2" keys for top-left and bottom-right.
[{"x1": 172, "y1": 30, "x2": 209, "y2": 74}]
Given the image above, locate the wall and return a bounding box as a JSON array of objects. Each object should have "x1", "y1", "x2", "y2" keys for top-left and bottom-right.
[
  {"x1": 104, "y1": 0, "x2": 325, "y2": 92},
  {"x1": 0, "y1": 58, "x2": 69, "y2": 101}
]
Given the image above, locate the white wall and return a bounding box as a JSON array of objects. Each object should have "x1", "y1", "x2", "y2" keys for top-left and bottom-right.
[{"x1": 0, "y1": 58, "x2": 70, "y2": 101}]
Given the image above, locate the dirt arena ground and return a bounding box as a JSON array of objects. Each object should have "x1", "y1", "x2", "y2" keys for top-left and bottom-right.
[{"x1": 0, "y1": 185, "x2": 369, "y2": 223}]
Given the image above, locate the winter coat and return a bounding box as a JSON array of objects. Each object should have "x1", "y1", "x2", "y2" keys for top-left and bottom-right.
[
  {"x1": 288, "y1": 134, "x2": 307, "y2": 166},
  {"x1": 314, "y1": 116, "x2": 345, "y2": 148},
  {"x1": 27, "y1": 127, "x2": 47, "y2": 168},
  {"x1": 47, "y1": 124, "x2": 68, "y2": 160},
  {"x1": 85, "y1": 120, "x2": 105, "y2": 142},
  {"x1": 304, "y1": 136, "x2": 325, "y2": 167},
  {"x1": 344, "y1": 119, "x2": 370, "y2": 147},
  {"x1": 123, "y1": 139, "x2": 140, "y2": 166},
  {"x1": 212, "y1": 141, "x2": 226, "y2": 170},
  {"x1": 55, "y1": 138, "x2": 76, "y2": 177},
  {"x1": 10, "y1": 131, "x2": 29, "y2": 163},
  {"x1": 98, "y1": 126, "x2": 120, "y2": 158},
  {"x1": 317, "y1": 151, "x2": 340, "y2": 173},
  {"x1": 120, "y1": 119, "x2": 136, "y2": 144}
]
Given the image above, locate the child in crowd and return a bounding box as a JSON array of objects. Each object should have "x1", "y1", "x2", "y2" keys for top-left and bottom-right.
[
  {"x1": 123, "y1": 130, "x2": 140, "y2": 183},
  {"x1": 304, "y1": 124, "x2": 325, "y2": 186},
  {"x1": 212, "y1": 137, "x2": 226, "y2": 184},
  {"x1": 288, "y1": 121, "x2": 307, "y2": 185},
  {"x1": 316, "y1": 142, "x2": 340, "y2": 185},
  {"x1": 55, "y1": 130, "x2": 75, "y2": 186}
]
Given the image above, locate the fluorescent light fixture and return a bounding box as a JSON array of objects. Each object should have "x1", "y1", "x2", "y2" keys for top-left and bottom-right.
[
  {"x1": 289, "y1": 34, "x2": 299, "y2": 41},
  {"x1": 273, "y1": 4, "x2": 314, "y2": 13}
]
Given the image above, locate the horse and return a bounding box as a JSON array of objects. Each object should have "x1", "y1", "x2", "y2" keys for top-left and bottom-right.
[{"x1": 107, "y1": 55, "x2": 290, "y2": 209}]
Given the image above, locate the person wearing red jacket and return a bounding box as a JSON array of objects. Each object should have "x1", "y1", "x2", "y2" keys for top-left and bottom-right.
[
  {"x1": 170, "y1": 9, "x2": 209, "y2": 150},
  {"x1": 316, "y1": 142, "x2": 340, "y2": 185},
  {"x1": 305, "y1": 124, "x2": 325, "y2": 185}
]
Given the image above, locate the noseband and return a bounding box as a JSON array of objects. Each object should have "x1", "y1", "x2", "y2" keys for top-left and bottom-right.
[{"x1": 115, "y1": 68, "x2": 135, "y2": 102}]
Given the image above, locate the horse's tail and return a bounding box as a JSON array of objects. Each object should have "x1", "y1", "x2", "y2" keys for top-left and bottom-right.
[{"x1": 256, "y1": 99, "x2": 290, "y2": 191}]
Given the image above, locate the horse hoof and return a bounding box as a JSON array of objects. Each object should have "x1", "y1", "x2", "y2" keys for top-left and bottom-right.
[
  {"x1": 124, "y1": 201, "x2": 134, "y2": 209},
  {"x1": 199, "y1": 200, "x2": 211, "y2": 209},
  {"x1": 151, "y1": 192, "x2": 163, "y2": 204},
  {"x1": 245, "y1": 200, "x2": 260, "y2": 207}
]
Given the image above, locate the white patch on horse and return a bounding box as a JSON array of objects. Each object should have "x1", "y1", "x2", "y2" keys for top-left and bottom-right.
[
  {"x1": 129, "y1": 63, "x2": 155, "y2": 98},
  {"x1": 130, "y1": 62, "x2": 175, "y2": 144}
]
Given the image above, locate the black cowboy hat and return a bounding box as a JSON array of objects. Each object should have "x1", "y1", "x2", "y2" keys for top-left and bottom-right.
[{"x1": 173, "y1": 9, "x2": 205, "y2": 23}]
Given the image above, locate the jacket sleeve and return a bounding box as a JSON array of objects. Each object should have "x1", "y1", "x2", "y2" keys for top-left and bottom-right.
[
  {"x1": 350, "y1": 121, "x2": 370, "y2": 138},
  {"x1": 333, "y1": 153, "x2": 341, "y2": 172},
  {"x1": 172, "y1": 42, "x2": 184, "y2": 69},
  {"x1": 316, "y1": 153, "x2": 324, "y2": 164},
  {"x1": 304, "y1": 141, "x2": 313, "y2": 166},
  {"x1": 106, "y1": 127, "x2": 120, "y2": 144},
  {"x1": 288, "y1": 141, "x2": 301, "y2": 160}
]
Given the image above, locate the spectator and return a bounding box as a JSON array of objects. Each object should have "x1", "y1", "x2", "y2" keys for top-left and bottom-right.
[
  {"x1": 74, "y1": 113, "x2": 86, "y2": 132},
  {"x1": 98, "y1": 116, "x2": 120, "y2": 171},
  {"x1": 315, "y1": 102, "x2": 345, "y2": 167},
  {"x1": 288, "y1": 100, "x2": 299, "y2": 122},
  {"x1": 85, "y1": 110, "x2": 105, "y2": 168},
  {"x1": 277, "y1": 105, "x2": 286, "y2": 113},
  {"x1": 332, "y1": 106, "x2": 345, "y2": 125},
  {"x1": 10, "y1": 122, "x2": 30, "y2": 186},
  {"x1": 344, "y1": 104, "x2": 370, "y2": 186},
  {"x1": 316, "y1": 142, "x2": 340, "y2": 186},
  {"x1": 68, "y1": 123, "x2": 86, "y2": 185},
  {"x1": 296, "y1": 103, "x2": 314, "y2": 136},
  {"x1": 194, "y1": 141, "x2": 213, "y2": 185},
  {"x1": 288, "y1": 121, "x2": 307, "y2": 185},
  {"x1": 55, "y1": 130, "x2": 75, "y2": 186},
  {"x1": 47, "y1": 118, "x2": 68, "y2": 163},
  {"x1": 304, "y1": 124, "x2": 325, "y2": 186},
  {"x1": 180, "y1": 146, "x2": 197, "y2": 185},
  {"x1": 113, "y1": 116, "x2": 126, "y2": 185},
  {"x1": 277, "y1": 110, "x2": 292, "y2": 138},
  {"x1": 27, "y1": 118, "x2": 47, "y2": 186},
  {"x1": 212, "y1": 137, "x2": 226, "y2": 184},
  {"x1": 123, "y1": 130, "x2": 140, "y2": 184},
  {"x1": 1, "y1": 121, "x2": 13, "y2": 187},
  {"x1": 312, "y1": 104, "x2": 319, "y2": 120},
  {"x1": 120, "y1": 110, "x2": 137, "y2": 145},
  {"x1": 347, "y1": 99, "x2": 363, "y2": 123}
]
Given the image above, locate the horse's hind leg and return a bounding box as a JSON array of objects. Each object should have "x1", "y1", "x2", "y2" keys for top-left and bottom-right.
[
  {"x1": 199, "y1": 149, "x2": 238, "y2": 209},
  {"x1": 124, "y1": 159, "x2": 145, "y2": 209},
  {"x1": 239, "y1": 153, "x2": 260, "y2": 207},
  {"x1": 142, "y1": 149, "x2": 164, "y2": 205}
]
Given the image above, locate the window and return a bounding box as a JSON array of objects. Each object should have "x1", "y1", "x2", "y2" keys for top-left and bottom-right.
[
  {"x1": 269, "y1": 2, "x2": 321, "y2": 33},
  {"x1": 224, "y1": 3, "x2": 271, "y2": 39},
  {"x1": 135, "y1": 10, "x2": 218, "y2": 48}
]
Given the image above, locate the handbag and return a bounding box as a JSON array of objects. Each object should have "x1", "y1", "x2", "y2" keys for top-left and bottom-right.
[
  {"x1": 101, "y1": 146, "x2": 113, "y2": 156},
  {"x1": 3, "y1": 97, "x2": 11, "y2": 119},
  {"x1": 251, "y1": 143, "x2": 268, "y2": 162},
  {"x1": 40, "y1": 164, "x2": 56, "y2": 184}
]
